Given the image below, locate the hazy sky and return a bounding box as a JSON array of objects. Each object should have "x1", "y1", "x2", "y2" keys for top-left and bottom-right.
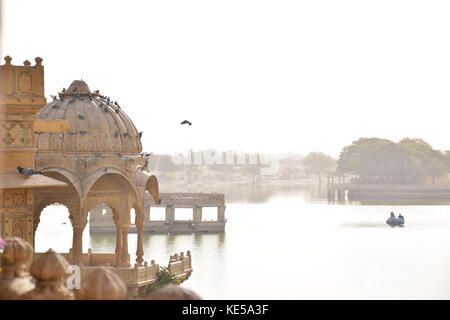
[{"x1": 2, "y1": 0, "x2": 450, "y2": 157}]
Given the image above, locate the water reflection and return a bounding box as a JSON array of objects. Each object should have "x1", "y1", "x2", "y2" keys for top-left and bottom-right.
[
  {"x1": 160, "y1": 183, "x2": 327, "y2": 204},
  {"x1": 35, "y1": 184, "x2": 450, "y2": 299}
]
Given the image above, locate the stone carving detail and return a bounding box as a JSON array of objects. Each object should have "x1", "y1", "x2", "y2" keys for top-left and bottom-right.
[
  {"x1": 12, "y1": 217, "x2": 24, "y2": 238},
  {"x1": 2, "y1": 132, "x2": 15, "y2": 145},
  {"x1": 18, "y1": 72, "x2": 32, "y2": 93},
  {"x1": 126, "y1": 158, "x2": 135, "y2": 179},
  {"x1": 0, "y1": 122, "x2": 29, "y2": 147},
  {"x1": 4, "y1": 191, "x2": 26, "y2": 207}
]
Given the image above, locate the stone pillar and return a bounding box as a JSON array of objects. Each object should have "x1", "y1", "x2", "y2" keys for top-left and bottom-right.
[
  {"x1": 136, "y1": 226, "x2": 144, "y2": 266},
  {"x1": 218, "y1": 205, "x2": 226, "y2": 222},
  {"x1": 165, "y1": 205, "x2": 174, "y2": 223},
  {"x1": 136, "y1": 207, "x2": 144, "y2": 266},
  {"x1": 193, "y1": 206, "x2": 202, "y2": 222},
  {"x1": 121, "y1": 228, "x2": 130, "y2": 267},
  {"x1": 115, "y1": 226, "x2": 122, "y2": 267},
  {"x1": 72, "y1": 226, "x2": 83, "y2": 265},
  {"x1": 145, "y1": 206, "x2": 150, "y2": 223}
]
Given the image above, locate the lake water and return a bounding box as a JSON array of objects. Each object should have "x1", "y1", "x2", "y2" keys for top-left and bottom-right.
[{"x1": 35, "y1": 184, "x2": 450, "y2": 299}]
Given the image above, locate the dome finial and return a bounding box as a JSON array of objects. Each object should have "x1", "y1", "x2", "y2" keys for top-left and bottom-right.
[{"x1": 62, "y1": 80, "x2": 91, "y2": 96}]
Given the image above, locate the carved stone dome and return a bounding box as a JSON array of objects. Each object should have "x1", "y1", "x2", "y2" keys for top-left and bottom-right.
[{"x1": 36, "y1": 80, "x2": 142, "y2": 154}]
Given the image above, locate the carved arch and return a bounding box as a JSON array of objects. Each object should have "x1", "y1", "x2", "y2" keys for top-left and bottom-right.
[
  {"x1": 33, "y1": 199, "x2": 78, "y2": 233},
  {"x1": 81, "y1": 169, "x2": 139, "y2": 204},
  {"x1": 39, "y1": 167, "x2": 82, "y2": 198},
  {"x1": 133, "y1": 169, "x2": 159, "y2": 204},
  {"x1": 84, "y1": 200, "x2": 122, "y2": 228}
]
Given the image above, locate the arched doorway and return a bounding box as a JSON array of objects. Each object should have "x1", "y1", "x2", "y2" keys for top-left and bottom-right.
[
  {"x1": 34, "y1": 203, "x2": 72, "y2": 253},
  {"x1": 84, "y1": 172, "x2": 140, "y2": 267}
]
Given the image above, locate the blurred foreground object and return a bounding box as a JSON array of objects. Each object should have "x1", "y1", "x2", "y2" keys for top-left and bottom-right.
[
  {"x1": 0, "y1": 237, "x2": 35, "y2": 299},
  {"x1": 75, "y1": 267, "x2": 127, "y2": 300},
  {"x1": 23, "y1": 249, "x2": 74, "y2": 300},
  {"x1": 146, "y1": 285, "x2": 201, "y2": 300}
]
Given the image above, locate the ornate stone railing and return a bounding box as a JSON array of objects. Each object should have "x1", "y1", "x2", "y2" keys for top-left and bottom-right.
[
  {"x1": 109, "y1": 261, "x2": 159, "y2": 287},
  {"x1": 168, "y1": 250, "x2": 193, "y2": 280}
]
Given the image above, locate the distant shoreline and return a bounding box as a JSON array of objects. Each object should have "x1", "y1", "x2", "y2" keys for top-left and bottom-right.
[
  {"x1": 328, "y1": 183, "x2": 450, "y2": 200},
  {"x1": 159, "y1": 178, "x2": 321, "y2": 189}
]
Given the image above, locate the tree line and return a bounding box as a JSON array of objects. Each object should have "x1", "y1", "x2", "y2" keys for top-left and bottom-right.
[
  {"x1": 301, "y1": 137, "x2": 450, "y2": 185},
  {"x1": 147, "y1": 138, "x2": 450, "y2": 185},
  {"x1": 337, "y1": 138, "x2": 449, "y2": 184}
]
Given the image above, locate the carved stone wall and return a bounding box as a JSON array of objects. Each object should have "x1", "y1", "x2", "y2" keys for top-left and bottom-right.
[
  {"x1": 0, "y1": 188, "x2": 35, "y2": 245},
  {"x1": 0, "y1": 57, "x2": 65, "y2": 247},
  {"x1": 0, "y1": 56, "x2": 46, "y2": 173}
]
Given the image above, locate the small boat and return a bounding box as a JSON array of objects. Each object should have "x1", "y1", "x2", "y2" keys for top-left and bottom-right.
[{"x1": 386, "y1": 212, "x2": 405, "y2": 226}]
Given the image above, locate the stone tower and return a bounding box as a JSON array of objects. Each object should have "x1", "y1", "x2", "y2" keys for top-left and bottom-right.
[{"x1": 0, "y1": 56, "x2": 67, "y2": 245}]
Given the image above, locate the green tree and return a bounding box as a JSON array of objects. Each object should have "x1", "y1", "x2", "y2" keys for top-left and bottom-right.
[
  {"x1": 302, "y1": 152, "x2": 336, "y2": 183},
  {"x1": 337, "y1": 137, "x2": 447, "y2": 184},
  {"x1": 338, "y1": 138, "x2": 418, "y2": 183},
  {"x1": 399, "y1": 138, "x2": 447, "y2": 184}
]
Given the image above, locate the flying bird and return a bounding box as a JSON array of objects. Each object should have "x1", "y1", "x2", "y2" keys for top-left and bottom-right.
[
  {"x1": 17, "y1": 166, "x2": 42, "y2": 176},
  {"x1": 181, "y1": 120, "x2": 192, "y2": 126}
]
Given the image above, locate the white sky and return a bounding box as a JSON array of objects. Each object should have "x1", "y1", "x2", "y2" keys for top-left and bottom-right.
[{"x1": 2, "y1": 0, "x2": 450, "y2": 158}]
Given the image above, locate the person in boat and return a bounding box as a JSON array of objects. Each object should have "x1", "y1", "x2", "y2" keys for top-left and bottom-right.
[
  {"x1": 389, "y1": 212, "x2": 395, "y2": 220},
  {"x1": 398, "y1": 213, "x2": 404, "y2": 223}
]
